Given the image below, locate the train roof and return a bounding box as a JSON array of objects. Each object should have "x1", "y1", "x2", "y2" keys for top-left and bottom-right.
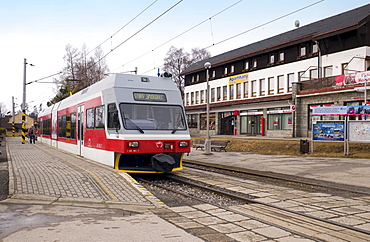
[{"x1": 40, "y1": 73, "x2": 179, "y2": 115}]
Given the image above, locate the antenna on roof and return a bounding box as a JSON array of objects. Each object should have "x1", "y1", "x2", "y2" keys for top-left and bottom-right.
[{"x1": 295, "y1": 20, "x2": 300, "y2": 28}]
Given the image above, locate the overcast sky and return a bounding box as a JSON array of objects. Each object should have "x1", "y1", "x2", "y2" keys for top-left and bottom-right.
[{"x1": 1, "y1": 0, "x2": 369, "y2": 112}]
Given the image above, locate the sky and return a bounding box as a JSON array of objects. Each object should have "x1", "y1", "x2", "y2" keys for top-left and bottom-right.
[{"x1": 1, "y1": 0, "x2": 369, "y2": 114}]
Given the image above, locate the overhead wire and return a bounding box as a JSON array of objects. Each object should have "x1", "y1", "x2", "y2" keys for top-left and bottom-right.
[
  {"x1": 97, "y1": 0, "x2": 183, "y2": 64},
  {"x1": 204, "y1": 0, "x2": 325, "y2": 49},
  {"x1": 119, "y1": 0, "x2": 325, "y2": 74},
  {"x1": 87, "y1": 0, "x2": 158, "y2": 56},
  {"x1": 113, "y1": 0, "x2": 243, "y2": 72}
]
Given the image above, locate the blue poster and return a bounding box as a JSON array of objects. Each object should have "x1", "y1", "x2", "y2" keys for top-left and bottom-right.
[{"x1": 312, "y1": 121, "x2": 345, "y2": 141}]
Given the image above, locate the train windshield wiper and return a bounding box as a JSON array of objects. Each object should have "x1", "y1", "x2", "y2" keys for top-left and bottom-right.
[
  {"x1": 171, "y1": 118, "x2": 183, "y2": 134},
  {"x1": 124, "y1": 118, "x2": 144, "y2": 133}
]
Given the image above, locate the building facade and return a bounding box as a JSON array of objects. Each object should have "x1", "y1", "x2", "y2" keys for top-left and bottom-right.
[{"x1": 183, "y1": 4, "x2": 370, "y2": 138}]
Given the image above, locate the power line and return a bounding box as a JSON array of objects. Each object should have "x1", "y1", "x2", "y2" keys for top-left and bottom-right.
[
  {"x1": 204, "y1": 0, "x2": 325, "y2": 49},
  {"x1": 97, "y1": 0, "x2": 183, "y2": 64},
  {"x1": 88, "y1": 0, "x2": 158, "y2": 56},
  {"x1": 114, "y1": 0, "x2": 243, "y2": 72},
  {"x1": 120, "y1": 0, "x2": 324, "y2": 75}
]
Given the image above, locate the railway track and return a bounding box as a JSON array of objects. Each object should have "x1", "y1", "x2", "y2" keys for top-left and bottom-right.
[{"x1": 135, "y1": 163, "x2": 370, "y2": 241}]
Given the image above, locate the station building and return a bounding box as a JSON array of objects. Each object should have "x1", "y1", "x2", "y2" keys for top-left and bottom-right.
[{"x1": 182, "y1": 4, "x2": 370, "y2": 138}]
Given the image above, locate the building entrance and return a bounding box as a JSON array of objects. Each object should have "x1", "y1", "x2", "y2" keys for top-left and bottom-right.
[
  {"x1": 241, "y1": 115, "x2": 261, "y2": 135},
  {"x1": 220, "y1": 113, "x2": 234, "y2": 135}
]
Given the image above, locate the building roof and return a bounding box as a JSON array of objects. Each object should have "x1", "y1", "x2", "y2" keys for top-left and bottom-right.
[{"x1": 182, "y1": 4, "x2": 370, "y2": 75}]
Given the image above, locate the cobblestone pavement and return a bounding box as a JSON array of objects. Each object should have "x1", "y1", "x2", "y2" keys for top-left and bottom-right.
[{"x1": 6, "y1": 137, "x2": 156, "y2": 206}]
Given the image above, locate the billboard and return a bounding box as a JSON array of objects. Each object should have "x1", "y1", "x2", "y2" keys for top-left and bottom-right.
[{"x1": 312, "y1": 121, "x2": 345, "y2": 141}]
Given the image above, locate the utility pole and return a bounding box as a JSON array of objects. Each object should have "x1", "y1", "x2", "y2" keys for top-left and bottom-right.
[
  {"x1": 22, "y1": 58, "x2": 27, "y2": 144},
  {"x1": 12, "y1": 96, "x2": 15, "y2": 137}
]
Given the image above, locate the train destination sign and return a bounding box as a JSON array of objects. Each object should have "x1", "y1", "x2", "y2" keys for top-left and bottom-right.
[{"x1": 133, "y1": 92, "x2": 167, "y2": 102}]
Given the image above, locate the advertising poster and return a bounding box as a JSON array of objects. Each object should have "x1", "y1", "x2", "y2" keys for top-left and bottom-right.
[{"x1": 312, "y1": 121, "x2": 345, "y2": 141}]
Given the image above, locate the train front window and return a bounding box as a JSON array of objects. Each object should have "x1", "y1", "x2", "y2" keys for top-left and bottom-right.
[{"x1": 120, "y1": 103, "x2": 186, "y2": 131}]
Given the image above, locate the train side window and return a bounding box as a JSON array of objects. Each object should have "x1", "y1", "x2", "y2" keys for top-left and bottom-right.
[
  {"x1": 95, "y1": 105, "x2": 105, "y2": 129},
  {"x1": 108, "y1": 103, "x2": 120, "y2": 129},
  {"x1": 86, "y1": 108, "x2": 95, "y2": 129}
]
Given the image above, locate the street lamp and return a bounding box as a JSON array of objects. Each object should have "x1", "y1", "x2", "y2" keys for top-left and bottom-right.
[{"x1": 204, "y1": 62, "x2": 212, "y2": 154}]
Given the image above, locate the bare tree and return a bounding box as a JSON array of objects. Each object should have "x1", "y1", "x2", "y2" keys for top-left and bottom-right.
[
  {"x1": 48, "y1": 44, "x2": 110, "y2": 106},
  {"x1": 163, "y1": 46, "x2": 211, "y2": 97},
  {"x1": 0, "y1": 102, "x2": 7, "y2": 117}
]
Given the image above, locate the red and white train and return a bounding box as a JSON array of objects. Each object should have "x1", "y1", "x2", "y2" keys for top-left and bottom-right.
[{"x1": 38, "y1": 73, "x2": 191, "y2": 173}]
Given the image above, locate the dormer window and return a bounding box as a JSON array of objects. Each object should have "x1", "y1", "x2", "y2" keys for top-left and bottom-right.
[
  {"x1": 299, "y1": 46, "x2": 306, "y2": 57},
  {"x1": 279, "y1": 52, "x2": 284, "y2": 62},
  {"x1": 312, "y1": 42, "x2": 318, "y2": 54},
  {"x1": 269, "y1": 54, "x2": 275, "y2": 64},
  {"x1": 252, "y1": 59, "x2": 257, "y2": 68},
  {"x1": 244, "y1": 61, "x2": 249, "y2": 70}
]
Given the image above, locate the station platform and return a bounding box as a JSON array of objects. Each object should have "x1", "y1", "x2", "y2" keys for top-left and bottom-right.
[
  {"x1": 1, "y1": 137, "x2": 202, "y2": 241},
  {"x1": 185, "y1": 147, "x2": 370, "y2": 193}
]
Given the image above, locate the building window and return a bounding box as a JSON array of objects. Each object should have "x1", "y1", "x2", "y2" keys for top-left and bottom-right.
[
  {"x1": 230, "y1": 65, "x2": 235, "y2": 74},
  {"x1": 212, "y1": 70, "x2": 216, "y2": 78},
  {"x1": 259, "y1": 79, "x2": 265, "y2": 96},
  {"x1": 236, "y1": 83, "x2": 241, "y2": 99},
  {"x1": 268, "y1": 77, "x2": 274, "y2": 95},
  {"x1": 299, "y1": 46, "x2": 306, "y2": 57},
  {"x1": 324, "y1": 66, "x2": 333, "y2": 77},
  {"x1": 223, "y1": 86, "x2": 227, "y2": 100},
  {"x1": 298, "y1": 71, "x2": 306, "y2": 82},
  {"x1": 244, "y1": 61, "x2": 249, "y2": 70},
  {"x1": 200, "y1": 113, "x2": 215, "y2": 130},
  {"x1": 252, "y1": 59, "x2": 257, "y2": 68},
  {"x1": 287, "y1": 73, "x2": 294, "y2": 92},
  {"x1": 186, "y1": 93, "x2": 189, "y2": 105},
  {"x1": 224, "y1": 67, "x2": 228, "y2": 75},
  {"x1": 342, "y1": 63, "x2": 349, "y2": 75},
  {"x1": 277, "y1": 75, "x2": 284, "y2": 93},
  {"x1": 309, "y1": 69, "x2": 318, "y2": 80},
  {"x1": 191, "y1": 92, "x2": 194, "y2": 105},
  {"x1": 243, "y1": 82, "x2": 249, "y2": 98},
  {"x1": 211, "y1": 88, "x2": 215, "y2": 102},
  {"x1": 267, "y1": 108, "x2": 292, "y2": 130},
  {"x1": 251, "y1": 80, "x2": 257, "y2": 97},
  {"x1": 217, "y1": 87, "x2": 221, "y2": 101},
  {"x1": 191, "y1": 76, "x2": 195, "y2": 83},
  {"x1": 200, "y1": 90, "x2": 204, "y2": 103},
  {"x1": 312, "y1": 42, "x2": 318, "y2": 53},
  {"x1": 229, "y1": 85, "x2": 234, "y2": 99},
  {"x1": 269, "y1": 54, "x2": 275, "y2": 64},
  {"x1": 279, "y1": 52, "x2": 284, "y2": 62},
  {"x1": 196, "y1": 75, "x2": 200, "y2": 82},
  {"x1": 195, "y1": 91, "x2": 199, "y2": 104},
  {"x1": 187, "y1": 114, "x2": 198, "y2": 128}
]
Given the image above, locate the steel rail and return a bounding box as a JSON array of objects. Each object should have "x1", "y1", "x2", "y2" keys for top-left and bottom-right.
[{"x1": 136, "y1": 175, "x2": 321, "y2": 241}]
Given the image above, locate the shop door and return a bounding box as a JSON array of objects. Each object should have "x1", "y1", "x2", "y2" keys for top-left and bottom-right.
[
  {"x1": 220, "y1": 116, "x2": 234, "y2": 135},
  {"x1": 246, "y1": 115, "x2": 261, "y2": 135}
]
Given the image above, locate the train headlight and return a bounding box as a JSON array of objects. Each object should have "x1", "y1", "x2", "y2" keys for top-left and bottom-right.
[
  {"x1": 179, "y1": 141, "x2": 189, "y2": 147},
  {"x1": 128, "y1": 141, "x2": 139, "y2": 148}
]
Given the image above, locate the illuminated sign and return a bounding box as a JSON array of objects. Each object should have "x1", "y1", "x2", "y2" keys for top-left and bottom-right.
[
  {"x1": 228, "y1": 73, "x2": 249, "y2": 85},
  {"x1": 133, "y1": 92, "x2": 167, "y2": 102}
]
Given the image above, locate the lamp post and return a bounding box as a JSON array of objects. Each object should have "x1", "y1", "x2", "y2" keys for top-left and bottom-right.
[{"x1": 204, "y1": 62, "x2": 212, "y2": 154}]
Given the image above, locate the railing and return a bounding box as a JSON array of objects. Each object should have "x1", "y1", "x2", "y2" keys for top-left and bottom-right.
[{"x1": 300, "y1": 76, "x2": 337, "y2": 91}]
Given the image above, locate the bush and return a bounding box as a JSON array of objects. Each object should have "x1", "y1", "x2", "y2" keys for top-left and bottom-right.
[{"x1": 0, "y1": 127, "x2": 6, "y2": 135}]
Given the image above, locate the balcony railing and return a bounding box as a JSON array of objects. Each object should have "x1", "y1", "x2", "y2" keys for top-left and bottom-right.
[{"x1": 300, "y1": 76, "x2": 337, "y2": 91}]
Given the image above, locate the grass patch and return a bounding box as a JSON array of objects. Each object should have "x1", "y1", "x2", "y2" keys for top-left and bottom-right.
[{"x1": 192, "y1": 137, "x2": 370, "y2": 159}]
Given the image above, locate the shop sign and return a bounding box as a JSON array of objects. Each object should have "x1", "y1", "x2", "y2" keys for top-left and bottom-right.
[{"x1": 228, "y1": 73, "x2": 249, "y2": 85}]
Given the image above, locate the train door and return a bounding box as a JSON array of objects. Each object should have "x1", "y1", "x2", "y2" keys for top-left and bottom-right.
[{"x1": 77, "y1": 105, "x2": 84, "y2": 156}]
